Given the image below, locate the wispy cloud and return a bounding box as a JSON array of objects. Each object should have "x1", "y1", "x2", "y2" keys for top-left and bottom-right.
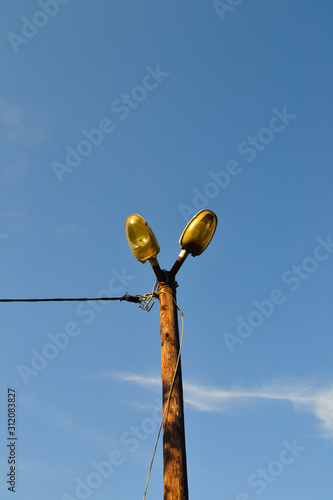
[
  {"x1": 18, "y1": 392, "x2": 118, "y2": 452},
  {"x1": 0, "y1": 233, "x2": 8, "y2": 242},
  {"x1": 95, "y1": 371, "x2": 333, "y2": 441},
  {"x1": 52, "y1": 223, "x2": 86, "y2": 239},
  {"x1": 0, "y1": 207, "x2": 32, "y2": 237},
  {"x1": 95, "y1": 370, "x2": 161, "y2": 388},
  {"x1": 0, "y1": 98, "x2": 46, "y2": 146},
  {"x1": 0, "y1": 99, "x2": 47, "y2": 188}
]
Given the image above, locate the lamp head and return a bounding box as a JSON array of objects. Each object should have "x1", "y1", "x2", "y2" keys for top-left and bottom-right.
[
  {"x1": 179, "y1": 209, "x2": 218, "y2": 257},
  {"x1": 124, "y1": 214, "x2": 160, "y2": 264}
]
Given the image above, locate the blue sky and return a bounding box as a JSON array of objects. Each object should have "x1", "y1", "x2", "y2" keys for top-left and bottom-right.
[{"x1": 1, "y1": 1, "x2": 333, "y2": 499}]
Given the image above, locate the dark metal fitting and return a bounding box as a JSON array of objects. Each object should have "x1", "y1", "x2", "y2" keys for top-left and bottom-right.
[
  {"x1": 121, "y1": 293, "x2": 142, "y2": 303},
  {"x1": 159, "y1": 270, "x2": 178, "y2": 288}
]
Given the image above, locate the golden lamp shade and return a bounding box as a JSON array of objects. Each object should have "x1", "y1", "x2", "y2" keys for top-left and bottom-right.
[{"x1": 125, "y1": 214, "x2": 160, "y2": 263}]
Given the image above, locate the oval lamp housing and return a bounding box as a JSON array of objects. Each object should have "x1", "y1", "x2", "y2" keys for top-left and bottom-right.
[
  {"x1": 125, "y1": 214, "x2": 160, "y2": 263},
  {"x1": 179, "y1": 210, "x2": 218, "y2": 256}
]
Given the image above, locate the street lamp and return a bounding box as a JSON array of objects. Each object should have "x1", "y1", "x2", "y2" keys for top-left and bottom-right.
[
  {"x1": 170, "y1": 209, "x2": 217, "y2": 277},
  {"x1": 124, "y1": 214, "x2": 165, "y2": 282},
  {"x1": 125, "y1": 209, "x2": 218, "y2": 500}
]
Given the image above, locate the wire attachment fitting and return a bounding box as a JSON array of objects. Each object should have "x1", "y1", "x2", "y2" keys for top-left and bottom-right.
[
  {"x1": 120, "y1": 293, "x2": 142, "y2": 304},
  {"x1": 139, "y1": 280, "x2": 159, "y2": 312}
]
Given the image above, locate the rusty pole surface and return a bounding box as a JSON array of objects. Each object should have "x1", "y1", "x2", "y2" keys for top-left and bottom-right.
[{"x1": 158, "y1": 279, "x2": 189, "y2": 500}]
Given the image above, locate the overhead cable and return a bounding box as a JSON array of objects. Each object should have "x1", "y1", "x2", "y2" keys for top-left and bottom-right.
[{"x1": 0, "y1": 293, "x2": 142, "y2": 303}]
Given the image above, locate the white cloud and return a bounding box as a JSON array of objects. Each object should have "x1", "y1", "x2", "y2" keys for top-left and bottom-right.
[
  {"x1": 0, "y1": 207, "x2": 32, "y2": 237},
  {"x1": 52, "y1": 223, "x2": 85, "y2": 238},
  {"x1": 0, "y1": 98, "x2": 46, "y2": 146},
  {"x1": 96, "y1": 370, "x2": 161, "y2": 388},
  {"x1": 0, "y1": 233, "x2": 8, "y2": 242},
  {"x1": 18, "y1": 393, "x2": 118, "y2": 453},
  {"x1": 97, "y1": 370, "x2": 333, "y2": 441}
]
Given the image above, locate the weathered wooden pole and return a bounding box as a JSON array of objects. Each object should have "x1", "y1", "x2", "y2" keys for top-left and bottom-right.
[{"x1": 158, "y1": 278, "x2": 189, "y2": 500}]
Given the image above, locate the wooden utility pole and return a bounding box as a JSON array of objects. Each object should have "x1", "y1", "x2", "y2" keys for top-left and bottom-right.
[{"x1": 158, "y1": 278, "x2": 189, "y2": 500}]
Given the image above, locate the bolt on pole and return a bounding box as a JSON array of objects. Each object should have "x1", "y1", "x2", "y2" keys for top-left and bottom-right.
[{"x1": 158, "y1": 279, "x2": 189, "y2": 500}]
